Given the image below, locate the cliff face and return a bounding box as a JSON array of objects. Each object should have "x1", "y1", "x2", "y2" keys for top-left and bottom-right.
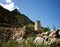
[{"x1": 0, "y1": 5, "x2": 34, "y2": 27}]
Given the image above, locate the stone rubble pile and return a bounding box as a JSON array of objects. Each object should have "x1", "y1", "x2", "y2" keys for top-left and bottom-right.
[{"x1": 34, "y1": 29, "x2": 60, "y2": 45}]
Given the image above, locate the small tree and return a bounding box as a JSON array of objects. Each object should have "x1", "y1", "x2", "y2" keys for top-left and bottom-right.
[{"x1": 43, "y1": 27, "x2": 50, "y2": 32}]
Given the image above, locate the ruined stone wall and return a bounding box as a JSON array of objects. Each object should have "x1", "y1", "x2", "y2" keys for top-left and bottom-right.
[{"x1": 34, "y1": 21, "x2": 41, "y2": 31}]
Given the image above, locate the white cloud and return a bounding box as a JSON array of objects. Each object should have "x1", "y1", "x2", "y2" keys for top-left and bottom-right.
[
  {"x1": 16, "y1": 7, "x2": 19, "y2": 10},
  {"x1": 0, "y1": 2, "x2": 14, "y2": 11},
  {"x1": 0, "y1": 0, "x2": 19, "y2": 11},
  {"x1": 5, "y1": 0, "x2": 12, "y2": 3}
]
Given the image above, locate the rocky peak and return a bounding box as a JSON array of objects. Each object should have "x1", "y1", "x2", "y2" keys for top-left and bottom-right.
[{"x1": 11, "y1": 8, "x2": 20, "y2": 15}]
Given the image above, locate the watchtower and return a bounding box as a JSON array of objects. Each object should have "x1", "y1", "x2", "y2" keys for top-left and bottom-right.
[{"x1": 34, "y1": 20, "x2": 41, "y2": 31}]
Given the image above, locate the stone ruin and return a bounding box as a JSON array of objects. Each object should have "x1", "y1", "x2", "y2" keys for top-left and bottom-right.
[
  {"x1": 12, "y1": 20, "x2": 42, "y2": 40},
  {"x1": 34, "y1": 20, "x2": 42, "y2": 32},
  {"x1": 12, "y1": 26, "x2": 39, "y2": 44},
  {"x1": 0, "y1": 20, "x2": 60, "y2": 45},
  {"x1": 34, "y1": 29, "x2": 60, "y2": 45}
]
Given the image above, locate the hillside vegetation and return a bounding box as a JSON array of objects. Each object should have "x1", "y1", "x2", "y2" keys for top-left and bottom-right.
[{"x1": 0, "y1": 5, "x2": 34, "y2": 27}]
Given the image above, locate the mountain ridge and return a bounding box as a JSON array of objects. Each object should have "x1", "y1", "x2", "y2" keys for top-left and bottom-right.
[{"x1": 0, "y1": 5, "x2": 34, "y2": 27}]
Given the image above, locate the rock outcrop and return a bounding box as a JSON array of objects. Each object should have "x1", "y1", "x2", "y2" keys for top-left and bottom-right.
[{"x1": 34, "y1": 29, "x2": 60, "y2": 45}]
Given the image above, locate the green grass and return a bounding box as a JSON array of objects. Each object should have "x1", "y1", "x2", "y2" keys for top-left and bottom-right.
[{"x1": 0, "y1": 37, "x2": 59, "y2": 47}]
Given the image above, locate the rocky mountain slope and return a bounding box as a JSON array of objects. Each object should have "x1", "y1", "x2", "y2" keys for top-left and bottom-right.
[{"x1": 0, "y1": 5, "x2": 34, "y2": 27}]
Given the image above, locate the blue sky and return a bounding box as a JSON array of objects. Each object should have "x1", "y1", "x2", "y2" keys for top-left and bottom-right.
[{"x1": 0, "y1": 0, "x2": 60, "y2": 29}]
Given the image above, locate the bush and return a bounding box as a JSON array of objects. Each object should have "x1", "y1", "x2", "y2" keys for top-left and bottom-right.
[
  {"x1": 26, "y1": 24, "x2": 34, "y2": 29},
  {"x1": 43, "y1": 27, "x2": 50, "y2": 32}
]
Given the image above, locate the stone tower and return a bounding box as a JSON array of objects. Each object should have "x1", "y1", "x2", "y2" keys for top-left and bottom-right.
[{"x1": 34, "y1": 20, "x2": 41, "y2": 31}]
